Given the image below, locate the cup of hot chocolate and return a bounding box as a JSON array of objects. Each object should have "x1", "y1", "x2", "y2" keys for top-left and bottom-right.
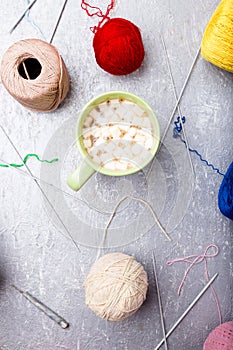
[{"x1": 67, "y1": 91, "x2": 160, "y2": 191}]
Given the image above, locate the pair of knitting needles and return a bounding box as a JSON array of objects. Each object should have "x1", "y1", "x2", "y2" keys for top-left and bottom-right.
[
  {"x1": 9, "y1": 0, "x2": 69, "y2": 44},
  {"x1": 146, "y1": 44, "x2": 200, "y2": 180},
  {"x1": 152, "y1": 252, "x2": 218, "y2": 349}
]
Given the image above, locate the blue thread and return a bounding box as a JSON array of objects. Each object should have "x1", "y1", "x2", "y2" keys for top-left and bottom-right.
[
  {"x1": 174, "y1": 116, "x2": 186, "y2": 133},
  {"x1": 173, "y1": 117, "x2": 225, "y2": 177},
  {"x1": 25, "y1": 0, "x2": 47, "y2": 41}
]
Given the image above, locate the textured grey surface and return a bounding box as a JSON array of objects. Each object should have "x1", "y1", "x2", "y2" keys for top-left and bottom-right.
[{"x1": 0, "y1": 0, "x2": 232, "y2": 349}]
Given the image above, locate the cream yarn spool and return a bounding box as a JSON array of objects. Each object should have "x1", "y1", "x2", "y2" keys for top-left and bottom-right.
[
  {"x1": 0, "y1": 39, "x2": 69, "y2": 112},
  {"x1": 84, "y1": 253, "x2": 148, "y2": 321}
]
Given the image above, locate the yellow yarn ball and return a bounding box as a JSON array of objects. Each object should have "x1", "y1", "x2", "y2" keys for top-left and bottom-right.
[
  {"x1": 84, "y1": 253, "x2": 148, "y2": 321},
  {"x1": 201, "y1": 0, "x2": 233, "y2": 72}
]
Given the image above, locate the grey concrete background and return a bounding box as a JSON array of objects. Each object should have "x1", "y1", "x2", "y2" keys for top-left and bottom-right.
[{"x1": 0, "y1": 0, "x2": 232, "y2": 349}]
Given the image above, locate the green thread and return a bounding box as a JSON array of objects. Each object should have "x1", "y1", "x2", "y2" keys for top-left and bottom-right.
[{"x1": 0, "y1": 154, "x2": 58, "y2": 168}]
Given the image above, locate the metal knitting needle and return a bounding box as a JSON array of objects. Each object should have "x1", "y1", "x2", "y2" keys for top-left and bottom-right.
[
  {"x1": 160, "y1": 34, "x2": 195, "y2": 178},
  {"x1": 152, "y1": 251, "x2": 168, "y2": 350},
  {"x1": 0, "y1": 125, "x2": 81, "y2": 253},
  {"x1": 146, "y1": 44, "x2": 201, "y2": 179},
  {"x1": 9, "y1": 0, "x2": 38, "y2": 34},
  {"x1": 49, "y1": 0, "x2": 69, "y2": 44},
  {"x1": 11, "y1": 285, "x2": 69, "y2": 329},
  {"x1": 160, "y1": 34, "x2": 184, "y2": 122},
  {"x1": 154, "y1": 273, "x2": 218, "y2": 350},
  {"x1": 161, "y1": 45, "x2": 201, "y2": 146}
]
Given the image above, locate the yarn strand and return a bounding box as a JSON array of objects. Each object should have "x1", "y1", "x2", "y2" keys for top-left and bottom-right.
[
  {"x1": 167, "y1": 244, "x2": 222, "y2": 324},
  {"x1": 22, "y1": 61, "x2": 30, "y2": 80},
  {"x1": 173, "y1": 117, "x2": 225, "y2": 176},
  {"x1": 81, "y1": 0, "x2": 115, "y2": 33},
  {"x1": 0, "y1": 153, "x2": 58, "y2": 169},
  {"x1": 25, "y1": 0, "x2": 47, "y2": 41},
  {"x1": 97, "y1": 195, "x2": 171, "y2": 260}
]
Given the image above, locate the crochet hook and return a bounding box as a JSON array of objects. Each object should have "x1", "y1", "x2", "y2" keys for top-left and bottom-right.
[{"x1": 11, "y1": 285, "x2": 69, "y2": 329}]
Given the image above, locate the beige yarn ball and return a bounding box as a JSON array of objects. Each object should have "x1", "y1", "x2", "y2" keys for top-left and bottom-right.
[
  {"x1": 84, "y1": 253, "x2": 148, "y2": 321},
  {"x1": 0, "y1": 39, "x2": 69, "y2": 112}
]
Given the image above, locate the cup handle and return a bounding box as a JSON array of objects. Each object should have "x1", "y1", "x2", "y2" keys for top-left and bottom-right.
[{"x1": 67, "y1": 160, "x2": 95, "y2": 191}]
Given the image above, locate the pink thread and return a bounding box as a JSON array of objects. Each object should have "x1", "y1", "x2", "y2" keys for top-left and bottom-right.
[
  {"x1": 167, "y1": 244, "x2": 222, "y2": 324},
  {"x1": 81, "y1": 0, "x2": 115, "y2": 33}
]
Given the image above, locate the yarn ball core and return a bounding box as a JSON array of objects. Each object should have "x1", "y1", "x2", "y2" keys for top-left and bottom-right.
[
  {"x1": 201, "y1": 0, "x2": 233, "y2": 72},
  {"x1": 0, "y1": 39, "x2": 69, "y2": 112},
  {"x1": 93, "y1": 18, "x2": 145, "y2": 76},
  {"x1": 84, "y1": 253, "x2": 148, "y2": 321},
  {"x1": 203, "y1": 321, "x2": 233, "y2": 350}
]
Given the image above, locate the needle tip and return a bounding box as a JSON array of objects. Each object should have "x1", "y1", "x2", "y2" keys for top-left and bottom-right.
[
  {"x1": 59, "y1": 320, "x2": 69, "y2": 329},
  {"x1": 10, "y1": 284, "x2": 23, "y2": 293}
]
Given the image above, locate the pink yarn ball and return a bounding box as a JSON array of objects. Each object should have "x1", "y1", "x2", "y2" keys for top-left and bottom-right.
[{"x1": 204, "y1": 321, "x2": 233, "y2": 350}]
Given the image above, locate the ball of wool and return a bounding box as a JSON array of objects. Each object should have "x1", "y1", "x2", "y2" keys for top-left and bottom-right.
[
  {"x1": 84, "y1": 252, "x2": 148, "y2": 321},
  {"x1": 201, "y1": 0, "x2": 233, "y2": 72},
  {"x1": 0, "y1": 39, "x2": 69, "y2": 112},
  {"x1": 93, "y1": 18, "x2": 145, "y2": 76},
  {"x1": 218, "y1": 162, "x2": 233, "y2": 220},
  {"x1": 203, "y1": 321, "x2": 233, "y2": 350}
]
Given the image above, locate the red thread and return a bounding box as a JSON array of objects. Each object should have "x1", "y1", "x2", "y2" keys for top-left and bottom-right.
[
  {"x1": 93, "y1": 18, "x2": 145, "y2": 75},
  {"x1": 81, "y1": 1, "x2": 145, "y2": 75},
  {"x1": 167, "y1": 244, "x2": 222, "y2": 324},
  {"x1": 81, "y1": 0, "x2": 115, "y2": 33}
]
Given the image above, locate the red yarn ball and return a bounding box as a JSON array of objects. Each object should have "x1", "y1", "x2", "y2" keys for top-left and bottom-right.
[
  {"x1": 204, "y1": 321, "x2": 233, "y2": 350},
  {"x1": 93, "y1": 18, "x2": 145, "y2": 76}
]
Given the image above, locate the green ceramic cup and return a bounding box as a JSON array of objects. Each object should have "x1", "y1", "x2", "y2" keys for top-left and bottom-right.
[{"x1": 67, "y1": 91, "x2": 160, "y2": 191}]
